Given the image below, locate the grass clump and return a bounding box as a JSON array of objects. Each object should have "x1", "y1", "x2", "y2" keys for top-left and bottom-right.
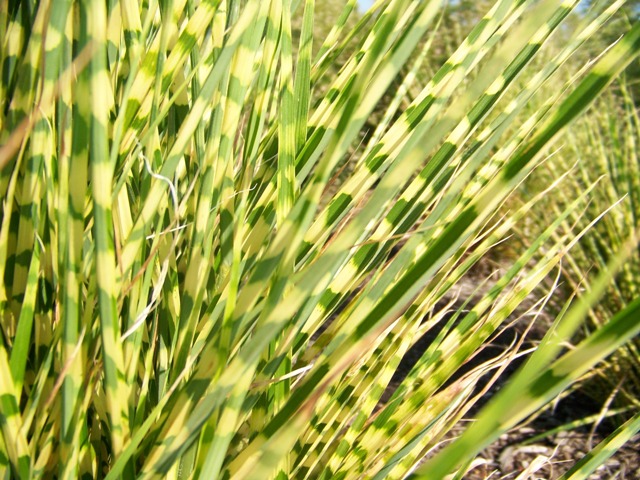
[{"x1": 1, "y1": 0, "x2": 640, "y2": 478}]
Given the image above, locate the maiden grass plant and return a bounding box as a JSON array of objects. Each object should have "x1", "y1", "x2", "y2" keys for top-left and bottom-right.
[{"x1": 1, "y1": 0, "x2": 640, "y2": 478}]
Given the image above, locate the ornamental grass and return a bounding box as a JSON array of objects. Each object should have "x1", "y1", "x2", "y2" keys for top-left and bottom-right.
[{"x1": 1, "y1": 0, "x2": 640, "y2": 478}]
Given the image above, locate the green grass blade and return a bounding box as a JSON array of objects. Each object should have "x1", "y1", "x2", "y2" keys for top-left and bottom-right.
[
  {"x1": 558, "y1": 411, "x2": 640, "y2": 480},
  {"x1": 83, "y1": 0, "x2": 131, "y2": 456}
]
